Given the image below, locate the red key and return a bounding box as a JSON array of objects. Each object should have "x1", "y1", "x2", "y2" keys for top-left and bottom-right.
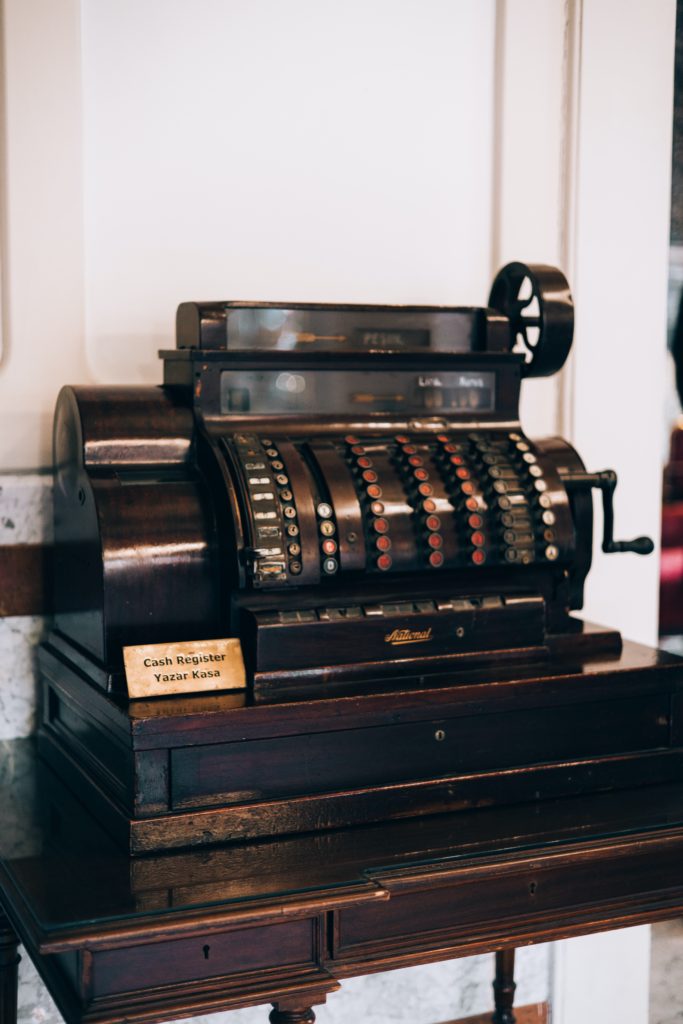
[
  {"x1": 465, "y1": 496, "x2": 479, "y2": 512},
  {"x1": 373, "y1": 517, "x2": 389, "y2": 534},
  {"x1": 450, "y1": 455, "x2": 464, "y2": 466},
  {"x1": 468, "y1": 513, "x2": 483, "y2": 529},
  {"x1": 456, "y1": 467, "x2": 470, "y2": 479},
  {"x1": 418, "y1": 482, "x2": 433, "y2": 497},
  {"x1": 357, "y1": 456, "x2": 373, "y2": 469},
  {"x1": 471, "y1": 530, "x2": 486, "y2": 547},
  {"x1": 351, "y1": 445, "x2": 365, "y2": 455},
  {"x1": 461, "y1": 481, "x2": 474, "y2": 495},
  {"x1": 367, "y1": 484, "x2": 382, "y2": 499},
  {"x1": 422, "y1": 498, "x2": 437, "y2": 513},
  {"x1": 362, "y1": 469, "x2": 378, "y2": 483},
  {"x1": 395, "y1": 434, "x2": 409, "y2": 444},
  {"x1": 472, "y1": 548, "x2": 486, "y2": 565},
  {"x1": 408, "y1": 455, "x2": 423, "y2": 467},
  {"x1": 428, "y1": 533, "x2": 443, "y2": 549},
  {"x1": 429, "y1": 550, "x2": 444, "y2": 568},
  {"x1": 321, "y1": 539, "x2": 337, "y2": 555},
  {"x1": 370, "y1": 500, "x2": 385, "y2": 515},
  {"x1": 345, "y1": 435, "x2": 360, "y2": 445},
  {"x1": 425, "y1": 514, "x2": 441, "y2": 531},
  {"x1": 414, "y1": 468, "x2": 429, "y2": 481},
  {"x1": 377, "y1": 553, "x2": 393, "y2": 571},
  {"x1": 376, "y1": 534, "x2": 392, "y2": 552}
]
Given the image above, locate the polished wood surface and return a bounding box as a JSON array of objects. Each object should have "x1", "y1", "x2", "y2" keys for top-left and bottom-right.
[
  {"x1": 38, "y1": 631, "x2": 683, "y2": 853},
  {"x1": 3, "y1": 739, "x2": 683, "y2": 1023}
]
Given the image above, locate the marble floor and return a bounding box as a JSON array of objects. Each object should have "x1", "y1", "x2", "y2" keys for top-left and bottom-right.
[{"x1": 651, "y1": 920, "x2": 683, "y2": 1024}]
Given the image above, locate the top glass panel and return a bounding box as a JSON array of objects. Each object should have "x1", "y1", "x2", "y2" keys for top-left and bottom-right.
[{"x1": 224, "y1": 308, "x2": 478, "y2": 353}]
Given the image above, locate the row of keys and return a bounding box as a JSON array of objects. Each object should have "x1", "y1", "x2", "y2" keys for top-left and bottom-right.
[
  {"x1": 315, "y1": 500, "x2": 339, "y2": 574},
  {"x1": 345, "y1": 436, "x2": 393, "y2": 571},
  {"x1": 395, "y1": 435, "x2": 444, "y2": 568},
  {"x1": 233, "y1": 434, "x2": 288, "y2": 584},
  {"x1": 271, "y1": 594, "x2": 520, "y2": 624}
]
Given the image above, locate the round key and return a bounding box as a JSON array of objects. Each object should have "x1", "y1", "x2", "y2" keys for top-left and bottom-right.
[
  {"x1": 323, "y1": 557, "x2": 338, "y2": 574},
  {"x1": 395, "y1": 434, "x2": 409, "y2": 444},
  {"x1": 456, "y1": 467, "x2": 470, "y2": 480},
  {"x1": 493, "y1": 481, "x2": 507, "y2": 494},
  {"x1": 283, "y1": 506, "x2": 297, "y2": 519},
  {"x1": 461, "y1": 481, "x2": 475, "y2": 496},
  {"x1": 538, "y1": 493, "x2": 552, "y2": 508},
  {"x1": 450, "y1": 454, "x2": 464, "y2": 466},
  {"x1": 509, "y1": 432, "x2": 521, "y2": 441},
  {"x1": 266, "y1": 448, "x2": 278, "y2": 458},
  {"x1": 418, "y1": 482, "x2": 433, "y2": 497},
  {"x1": 276, "y1": 474, "x2": 289, "y2": 486},
  {"x1": 444, "y1": 443, "x2": 458, "y2": 453},
  {"x1": 317, "y1": 502, "x2": 333, "y2": 519},
  {"x1": 543, "y1": 528, "x2": 556, "y2": 543},
  {"x1": 505, "y1": 548, "x2": 518, "y2": 563},
  {"x1": 408, "y1": 455, "x2": 423, "y2": 467},
  {"x1": 437, "y1": 434, "x2": 450, "y2": 443},
  {"x1": 402, "y1": 444, "x2": 417, "y2": 455},
  {"x1": 362, "y1": 469, "x2": 378, "y2": 484},
  {"x1": 427, "y1": 533, "x2": 443, "y2": 549},
  {"x1": 288, "y1": 543, "x2": 301, "y2": 556},
  {"x1": 503, "y1": 529, "x2": 517, "y2": 544},
  {"x1": 320, "y1": 520, "x2": 336, "y2": 536},
  {"x1": 428, "y1": 550, "x2": 444, "y2": 568},
  {"x1": 497, "y1": 496, "x2": 511, "y2": 510},
  {"x1": 351, "y1": 445, "x2": 365, "y2": 455},
  {"x1": 425, "y1": 514, "x2": 441, "y2": 532},
  {"x1": 322, "y1": 538, "x2": 337, "y2": 556},
  {"x1": 422, "y1": 498, "x2": 437, "y2": 513},
  {"x1": 377, "y1": 553, "x2": 393, "y2": 571},
  {"x1": 414, "y1": 468, "x2": 429, "y2": 482},
  {"x1": 542, "y1": 510, "x2": 556, "y2": 526},
  {"x1": 370, "y1": 500, "x2": 385, "y2": 515},
  {"x1": 357, "y1": 456, "x2": 373, "y2": 469},
  {"x1": 286, "y1": 523, "x2": 299, "y2": 537},
  {"x1": 373, "y1": 517, "x2": 389, "y2": 534},
  {"x1": 472, "y1": 548, "x2": 486, "y2": 565},
  {"x1": 482, "y1": 454, "x2": 500, "y2": 465},
  {"x1": 529, "y1": 465, "x2": 543, "y2": 478},
  {"x1": 465, "y1": 496, "x2": 479, "y2": 512},
  {"x1": 345, "y1": 435, "x2": 360, "y2": 445},
  {"x1": 271, "y1": 460, "x2": 284, "y2": 471},
  {"x1": 261, "y1": 439, "x2": 273, "y2": 447},
  {"x1": 289, "y1": 561, "x2": 302, "y2": 575},
  {"x1": 471, "y1": 531, "x2": 485, "y2": 547},
  {"x1": 516, "y1": 441, "x2": 530, "y2": 452},
  {"x1": 367, "y1": 483, "x2": 382, "y2": 499},
  {"x1": 534, "y1": 478, "x2": 547, "y2": 493},
  {"x1": 523, "y1": 452, "x2": 537, "y2": 464},
  {"x1": 376, "y1": 534, "x2": 392, "y2": 552},
  {"x1": 545, "y1": 544, "x2": 559, "y2": 561},
  {"x1": 468, "y1": 513, "x2": 483, "y2": 529},
  {"x1": 279, "y1": 489, "x2": 293, "y2": 501}
]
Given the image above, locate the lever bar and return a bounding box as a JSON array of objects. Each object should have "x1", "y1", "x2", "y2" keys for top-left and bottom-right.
[{"x1": 560, "y1": 469, "x2": 654, "y2": 555}]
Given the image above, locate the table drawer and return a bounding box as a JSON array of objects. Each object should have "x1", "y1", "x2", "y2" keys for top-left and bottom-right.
[{"x1": 335, "y1": 835, "x2": 683, "y2": 958}]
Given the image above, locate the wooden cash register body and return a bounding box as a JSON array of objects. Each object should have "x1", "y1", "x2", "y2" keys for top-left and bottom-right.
[{"x1": 38, "y1": 264, "x2": 683, "y2": 854}]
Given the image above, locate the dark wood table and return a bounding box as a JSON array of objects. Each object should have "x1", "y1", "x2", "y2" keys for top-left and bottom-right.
[{"x1": 2, "y1": 738, "x2": 683, "y2": 1024}]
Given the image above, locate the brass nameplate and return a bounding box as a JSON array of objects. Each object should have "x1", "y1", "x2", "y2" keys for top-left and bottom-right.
[{"x1": 123, "y1": 639, "x2": 246, "y2": 699}]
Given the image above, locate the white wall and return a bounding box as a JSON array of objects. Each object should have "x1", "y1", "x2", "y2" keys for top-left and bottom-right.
[{"x1": 81, "y1": 0, "x2": 496, "y2": 381}]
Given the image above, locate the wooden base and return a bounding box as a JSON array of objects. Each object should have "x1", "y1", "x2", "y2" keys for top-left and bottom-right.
[{"x1": 38, "y1": 630, "x2": 683, "y2": 854}]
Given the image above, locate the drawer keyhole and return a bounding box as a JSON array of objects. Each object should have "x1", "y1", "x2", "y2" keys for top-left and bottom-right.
[
  {"x1": 203, "y1": 944, "x2": 211, "y2": 960},
  {"x1": 529, "y1": 881, "x2": 538, "y2": 896}
]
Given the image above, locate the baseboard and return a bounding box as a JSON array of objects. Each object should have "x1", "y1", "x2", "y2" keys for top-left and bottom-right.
[{"x1": 439, "y1": 1002, "x2": 549, "y2": 1024}]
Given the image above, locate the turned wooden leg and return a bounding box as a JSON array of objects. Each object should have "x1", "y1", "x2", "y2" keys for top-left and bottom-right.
[
  {"x1": 269, "y1": 1006, "x2": 315, "y2": 1024},
  {"x1": 492, "y1": 948, "x2": 516, "y2": 1024},
  {"x1": 0, "y1": 912, "x2": 20, "y2": 1024}
]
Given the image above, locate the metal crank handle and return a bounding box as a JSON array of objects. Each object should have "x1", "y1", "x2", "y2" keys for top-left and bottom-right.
[{"x1": 560, "y1": 469, "x2": 654, "y2": 556}]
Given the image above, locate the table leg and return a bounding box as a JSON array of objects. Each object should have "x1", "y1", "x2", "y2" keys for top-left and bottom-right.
[
  {"x1": 269, "y1": 1006, "x2": 316, "y2": 1024},
  {"x1": 492, "y1": 948, "x2": 516, "y2": 1024},
  {"x1": 0, "y1": 912, "x2": 20, "y2": 1024}
]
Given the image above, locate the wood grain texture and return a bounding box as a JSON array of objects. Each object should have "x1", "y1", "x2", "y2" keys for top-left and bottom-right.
[{"x1": 0, "y1": 544, "x2": 52, "y2": 616}]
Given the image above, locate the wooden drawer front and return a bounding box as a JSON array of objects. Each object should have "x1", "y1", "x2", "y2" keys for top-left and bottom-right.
[
  {"x1": 336, "y1": 841, "x2": 683, "y2": 955},
  {"x1": 92, "y1": 918, "x2": 317, "y2": 997},
  {"x1": 171, "y1": 695, "x2": 668, "y2": 808}
]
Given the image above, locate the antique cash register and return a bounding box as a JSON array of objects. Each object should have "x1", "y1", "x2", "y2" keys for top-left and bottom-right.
[{"x1": 38, "y1": 262, "x2": 683, "y2": 854}]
